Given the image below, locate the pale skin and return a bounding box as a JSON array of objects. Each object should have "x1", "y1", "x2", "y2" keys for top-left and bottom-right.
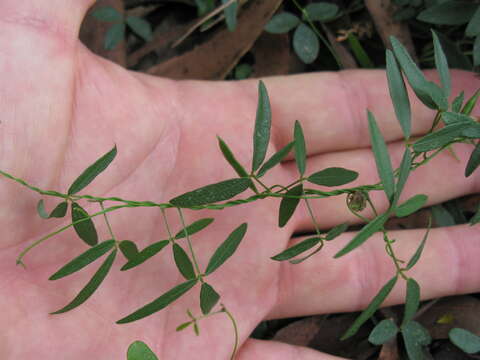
[{"x1": 0, "y1": 1, "x2": 479, "y2": 359}]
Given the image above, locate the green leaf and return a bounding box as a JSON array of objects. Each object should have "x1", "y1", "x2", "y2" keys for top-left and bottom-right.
[
  {"x1": 412, "y1": 122, "x2": 472, "y2": 152},
  {"x1": 466, "y1": 6, "x2": 480, "y2": 37},
  {"x1": 234, "y1": 63, "x2": 252, "y2": 80},
  {"x1": 474, "y1": 36, "x2": 480, "y2": 67},
  {"x1": 463, "y1": 123, "x2": 480, "y2": 139},
  {"x1": 442, "y1": 112, "x2": 476, "y2": 125},
  {"x1": 461, "y1": 89, "x2": 480, "y2": 116},
  {"x1": 92, "y1": 7, "x2": 123, "y2": 22},
  {"x1": 405, "y1": 217, "x2": 431, "y2": 270},
  {"x1": 257, "y1": 141, "x2": 294, "y2": 177},
  {"x1": 368, "y1": 111, "x2": 395, "y2": 203},
  {"x1": 425, "y1": 81, "x2": 448, "y2": 111},
  {"x1": 271, "y1": 237, "x2": 321, "y2": 261},
  {"x1": 368, "y1": 319, "x2": 399, "y2": 345},
  {"x1": 126, "y1": 16, "x2": 153, "y2": 42},
  {"x1": 304, "y1": 2, "x2": 339, "y2": 22},
  {"x1": 452, "y1": 91, "x2": 465, "y2": 113},
  {"x1": 278, "y1": 184, "x2": 303, "y2": 228},
  {"x1": 395, "y1": 194, "x2": 428, "y2": 217},
  {"x1": 121, "y1": 240, "x2": 169, "y2": 271},
  {"x1": 432, "y1": 30, "x2": 451, "y2": 98},
  {"x1": 51, "y1": 250, "x2": 117, "y2": 314},
  {"x1": 294, "y1": 120, "x2": 307, "y2": 176},
  {"x1": 341, "y1": 276, "x2": 398, "y2": 340},
  {"x1": 68, "y1": 145, "x2": 117, "y2": 195},
  {"x1": 293, "y1": 23, "x2": 319, "y2": 64},
  {"x1": 432, "y1": 204, "x2": 455, "y2": 226},
  {"x1": 386, "y1": 49, "x2": 411, "y2": 139},
  {"x1": 402, "y1": 278, "x2": 420, "y2": 327},
  {"x1": 434, "y1": 31, "x2": 472, "y2": 70},
  {"x1": 325, "y1": 223, "x2": 348, "y2": 241},
  {"x1": 117, "y1": 279, "x2": 197, "y2": 324},
  {"x1": 264, "y1": 12, "x2": 300, "y2": 34},
  {"x1": 49, "y1": 240, "x2": 116, "y2": 280},
  {"x1": 71, "y1": 202, "x2": 98, "y2": 246},
  {"x1": 175, "y1": 218, "x2": 214, "y2": 240},
  {"x1": 466, "y1": 141, "x2": 480, "y2": 177},
  {"x1": 252, "y1": 80, "x2": 272, "y2": 172},
  {"x1": 176, "y1": 321, "x2": 193, "y2": 332},
  {"x1": 104, "y1": 23, "x2": 125, "y2": 50},
  {"x1": 173, "y1": 243, "x2": 196, "y2": 280},
  {"x1": 393, "y1": 149, "x2": 412, "y2": 206},
  {"x1": 348, "y1": 33, "x2": 374, "y2": 68},
  {"x1": 205, "y1": 223, "x2": 247, "y2": 275},
  {"x1": 471, "y1": 202, "x2": 480, "y2": 225},
  {"x1": 127, "y1": 341, "x2": 158, "y2": 360},
  {"x1": 200, "y1": 282, "x2": 220, "y2": 315},
  {"x1": 417, "y1": 1, "x2": 477, "y2": 25},
  {"x1": 222, "y1": 0, "x2": 238, "y2": 31},
  {"x1": 402, "y1": 321, "x2": 432, "y2": 359},
  {"x1": 119, "y1": 240, "x2": 139, "y2": 260},
  {"x1": 334, "y1": 212, "x2": 389, "y2": 258},
  {"x1": 37, "y1": 200, "x2": 68, "y2": 219},
  {"x1": 170, "y1": 178, "x2": 252, "y2": 207},
  {"x1": 449, "y1": 328, "x2": 480, "y2": 354},
  {"x1": 390, "y1": 36, "x2": 436, "y2": 109},
  {"x1": 217, "y1": 136, "x2": 249, "y2": 178},
  {"x1": 308, "y1": 167, "x2": 358, "y2": 187}
]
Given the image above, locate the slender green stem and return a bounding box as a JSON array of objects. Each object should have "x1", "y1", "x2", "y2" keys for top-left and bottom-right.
[
  {"x1": 383, "y1": 231, "x2": 407, "y2": 280},
  {"x1": 251, "y1": 175, "x2": 270, "y2": 193},
  {"x1": 100, "y1": 201, "x2": 116, "y2": 241},
  {"x1": 177, "y1": 207, "x2": 202, "y2": 277},
  {"x1": 161, "y1": 208, "x2": 175, "y2": 242},
  {"x1": 16, "y1": 204, "x2": 129, "y2": 265},
  {"x1": 221, "y1": 304, "x2": 239, "y2": 360}
]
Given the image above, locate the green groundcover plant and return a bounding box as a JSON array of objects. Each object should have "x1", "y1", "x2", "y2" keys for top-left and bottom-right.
[{"x1": 2, "y1": 34, "x2": 480, "y2": 359}]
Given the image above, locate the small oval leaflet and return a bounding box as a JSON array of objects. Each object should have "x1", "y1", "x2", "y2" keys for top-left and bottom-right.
[
  {"x1": 170, "y1": 178, "x2": 252, "y2": 208},
  {"x1": 449, "y1": 328, "x2": 480, "y2": 354},
  {"x1": 121, "y1": 240, "x2": 169, "y2": 271},
  {"x1": 174, "y1": 218, "x2": 214, "y2": 240},
  {"x1": 402, "y1": 321, "x2": 432, "y2": 360},
  {"x1": 341, "y1": 275, "x2": 398, "y2": 340},
  {"x1": 278, "y1": 184, "x2": 303, "y2": 228},
  {"x1": 293, "y1": 23, "x2": 319, "y2": 64},
  {"x1": 49, "y1": 239, "x2": 116, "y2": 280},
  {"x1": 308, "y1": 167, "x2": 358, "y2": 187},
  {"x1": 127, "y1": 341, "x2": 159, "y2": 360},
  {"x1": 37, "y1": 200, "x2": 68, "y2": 219},
  {"x1": 222, "y1": 0, "x2": 238, "y2": 32},
  {"x1": 200, "y1": 282, "x2": 220, "y2": 315},
  {"x1": 271, "y1": 237, "x2": 321, "y2": 261},
  {"x1": 71, "y1": 202, "x2": 98, "y2": 246},
  {"x1": 173, "y1": 243, "x2": 196, "y2": 280},
  {"x1": 264, "y1": 12, "x2": 300, "y2": 34},
  {"x1": 68, "y1": 145, "x2": 117, "y2": 195},
  {"x1": 205, "y1": 223, "x2": 247, "y2": 275},
  {"x1": 304, "y1": 2, "x2": 339, "y2": 22},
  {"x1": 51, "y1": 249, "x2": 117, "y2": 314},
  {"x1": 368, "y1": 319, "x2": 398, "y2": 345},
  {"x1": 117, "y1": 279, "x2": 197, "y2": 324}
]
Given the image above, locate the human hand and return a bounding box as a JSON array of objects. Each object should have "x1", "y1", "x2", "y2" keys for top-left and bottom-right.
[{"x1": 1, "y1": 1, "x2": 479, "y2": 359}]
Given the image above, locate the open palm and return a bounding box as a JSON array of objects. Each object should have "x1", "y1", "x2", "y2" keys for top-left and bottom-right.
[{"x1": 1, "y1": 1, "x2": 480, "y2": 359}]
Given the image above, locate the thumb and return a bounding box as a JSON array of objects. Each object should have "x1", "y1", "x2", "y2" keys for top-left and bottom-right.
[{"x1": 1, "y1": 0, "x2": 95, "y2": 39}]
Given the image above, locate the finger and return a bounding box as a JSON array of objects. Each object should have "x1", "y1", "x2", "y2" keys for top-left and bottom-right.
[
  {"x1": 238, "y1": 339, "x2": 345, "y2": 360},
  {"x1": 289, "y1": 139, "x2": 479, "y2": 231},
  {"x1": 1, "y1": 0, "x2": 94, "y2": 38},
  {"x1": 268, "y1": 223, "x2": 480, "y2": 319},
  {"x1": 259, "y1": 69, "x2": 479, "y2": 156}
]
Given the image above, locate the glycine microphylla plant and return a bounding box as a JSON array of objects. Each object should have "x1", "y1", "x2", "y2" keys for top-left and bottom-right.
[{"x1": 1, "y1": 34, "x2": 480, "y2": 359}]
